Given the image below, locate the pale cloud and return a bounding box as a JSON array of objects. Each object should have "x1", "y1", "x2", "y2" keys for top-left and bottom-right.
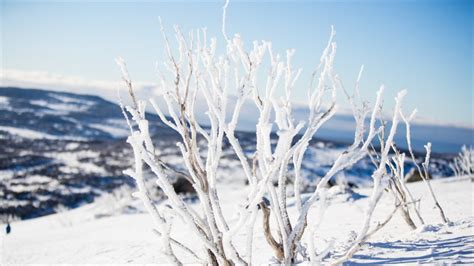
[{"x1": 0, "y1": 69, "x2": 157, "y2": 104}]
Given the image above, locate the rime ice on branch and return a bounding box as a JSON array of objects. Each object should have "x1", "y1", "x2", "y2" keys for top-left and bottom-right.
[
  {"x1": 451, "y1": 145, "x2": 474, "y2": 178},
  {"x1": 116, "y1": 1, "x2": 422, "y2": 264}
]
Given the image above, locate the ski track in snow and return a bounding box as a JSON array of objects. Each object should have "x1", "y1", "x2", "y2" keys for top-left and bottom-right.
[{"x1": 1, "y1": 177, "x2": 473, "y2": 265}]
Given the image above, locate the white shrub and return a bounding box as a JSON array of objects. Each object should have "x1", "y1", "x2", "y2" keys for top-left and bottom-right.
[
  {"x1": 116, "y1": 1, "x2": 420, "y2": 264},
  {"x1": 451, "y1": 145, "x2": 474, "y2": 177}
]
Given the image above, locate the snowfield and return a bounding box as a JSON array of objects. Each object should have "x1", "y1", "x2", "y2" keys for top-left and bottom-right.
[{"x1": 1, "y1": 176, "x2": 472, "y2": 265}]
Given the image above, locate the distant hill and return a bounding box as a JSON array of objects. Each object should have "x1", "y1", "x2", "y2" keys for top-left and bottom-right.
[
  {"x1": 0, "y1": 87, "x2": 457, "y2": 220},
  {"x1": 0, "y1": 87, "x2": 171, "y2": 140},
  {"x1": 0, "y1": 87, "x2": 172, "y2": 220}
]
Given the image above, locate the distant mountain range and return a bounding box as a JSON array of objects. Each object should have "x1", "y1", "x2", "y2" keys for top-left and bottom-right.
[
  {"x1": 0, "y1": 87, "x2": 173, "y2": 220},
  {"x1": 0, "y1": 87, "x2": 169, "y2": 140},
  {"x1": 0, "y1": 87, "x2": 461, "y2": 220}
]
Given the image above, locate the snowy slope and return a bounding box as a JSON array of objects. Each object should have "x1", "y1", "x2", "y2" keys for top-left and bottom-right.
[
  {"x1": 1, "y1": 176, "x2": 472, "y2": 264},
  {"x1": 0, "y1": 87, "x2": 171, "y2": 219}
]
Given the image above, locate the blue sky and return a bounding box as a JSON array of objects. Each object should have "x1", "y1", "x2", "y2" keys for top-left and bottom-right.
[{"x1": 1, "y1": 0, "x2": 473, "y2": 127}]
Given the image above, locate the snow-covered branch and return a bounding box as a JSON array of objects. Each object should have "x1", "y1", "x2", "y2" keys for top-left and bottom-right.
[
  {"x1": 451, "y1": 145, "x2": 473, "y2": 177},
  {"x1": 116, "y1": 1, "x2": 425, "y2": 264}
]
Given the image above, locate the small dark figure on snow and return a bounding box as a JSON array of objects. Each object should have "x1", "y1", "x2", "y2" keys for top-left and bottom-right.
[{"x1": 6, "y1": 223, "x2": 11, "y2": 234}]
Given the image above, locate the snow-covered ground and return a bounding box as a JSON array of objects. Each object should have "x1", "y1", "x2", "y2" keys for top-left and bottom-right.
[{"x1": 1, "y1": 176, "x2": 473, "y2": 265}]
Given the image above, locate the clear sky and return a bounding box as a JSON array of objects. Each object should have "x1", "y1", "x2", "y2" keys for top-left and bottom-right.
[{"x1": 1, "y1": 0, "x2": 473, "y2": 127}]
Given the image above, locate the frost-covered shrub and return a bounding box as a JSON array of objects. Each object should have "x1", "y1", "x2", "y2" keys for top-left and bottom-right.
[
  {"x1": 115, "y1": 1, "x2": 425, "y2": 264},
  {"x1": 450, "y1": 145, "x2": 473, "y2": 177}
]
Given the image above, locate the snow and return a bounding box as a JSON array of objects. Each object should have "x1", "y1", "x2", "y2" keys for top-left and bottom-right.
[
  {"x1": 0, "y1": 126, "x2": 87, "y2": 141},
  {"x1": 0, "y1": 96, "x2": 9, "y2": 107},
  {"x1": 30, "y1": 98, "x2": 92, "y2": 114},
  {"x1": 8, "y1": 184, "x2": 42, "y2": 193},
  {"x1": 88, "y1": 121, "x2": 129, "y2": 138},
  {"x1": 1, "y1": 177, "x2": 472, "y2": 264},
  {"x1": 65, "y1": 142, "x2": 81, "y2": 150},
  {"x1": 47, "y1": 150, "x2": 106, "y2": 175},
  {"x1": 0, "y1": 170, "x2": 14, "y2": 182},
  {"x1": 0, "y1": 126, "x2": 60, "y2": 140},
  {"x1": 49, "y1": 94, "x2": 94, "y2": 106},
  {"x1": 0, "y1": 126, "x2": 86, "y2": 141}
]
